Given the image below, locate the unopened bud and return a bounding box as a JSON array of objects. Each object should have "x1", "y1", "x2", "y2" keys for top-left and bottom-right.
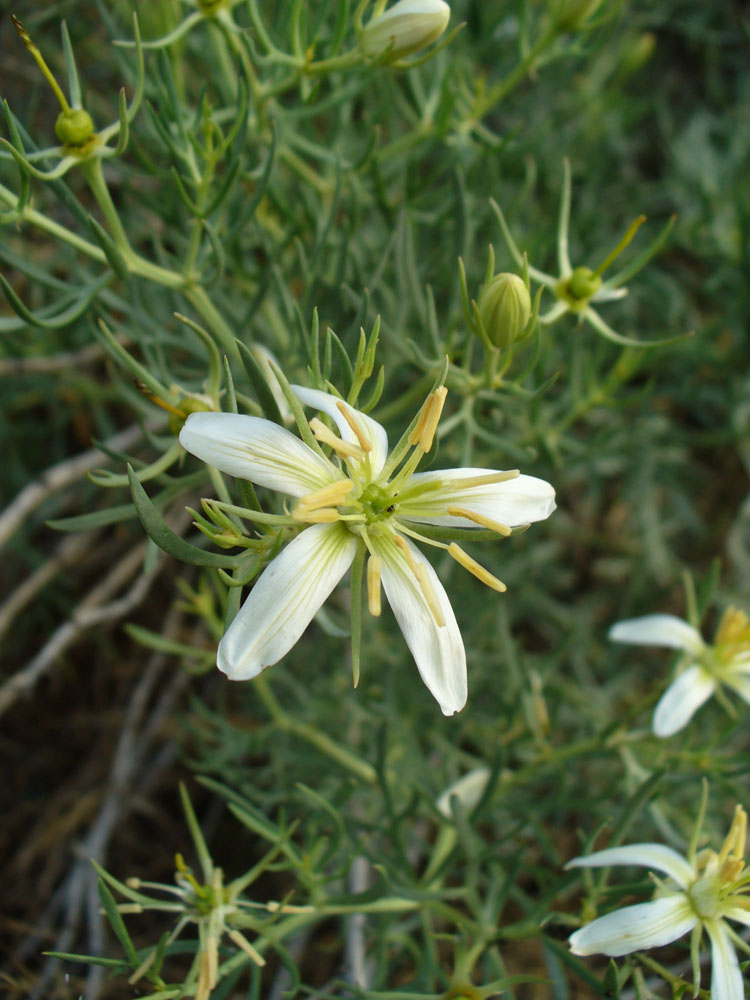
[
  {"x1": 361, "y1": 0, "x2": 450, "y2": 62},
  {"x1": 54, "y1": 108, "x2": 95, "y2": 147},
  {"x1": 436, "y1": 767, "x2": 491, "y2": 818},
  {"x1": 548, "y1": 0, "x2": 606, "y2": 31},
  {"x1": 477, "y1": 272, "x2": 531, "y2": 349}
]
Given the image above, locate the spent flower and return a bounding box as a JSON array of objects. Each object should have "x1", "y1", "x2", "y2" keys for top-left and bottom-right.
[
  {"x1": 490, "y1": 159, "x2": 679, "y2": 347},
  {"x1": 610, "y1": 606, "x2": 750, "y2": 737},
  {"x1": 179, "y1": 383, "x2": 555, "y2": 715},
  {"x1": 567, "y1": 799, "x2": 750, "y2": 1000}
]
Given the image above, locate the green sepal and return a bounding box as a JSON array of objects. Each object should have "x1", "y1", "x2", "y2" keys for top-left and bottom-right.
[
  {"x1": 237, "y1": 340, "x2": 284, "y2": 425},
  {"x1": 603, "y1": 959, "x2": 622, "y2": 999},
  {"x1": 47, "y1": 504, "x2": 138, "y2": 532},
  {"x1": 399, "y1": 522, "x2": 508, "y2": 543},
  {"x1": 128, "y1": 465, "x2": 242, "y2": 567},
  {"x1": 86, "y1": 213, "x2": 130, "y2": 281},
  {"x1": 124, "y1": 624, "x2": 214, "y2": 668},
  {"x1": 97, "y1": 878, "x2": 140, "y2": 965},
  {"x1": 43, "y1": 951, "x2": 128, "y2": 970}
]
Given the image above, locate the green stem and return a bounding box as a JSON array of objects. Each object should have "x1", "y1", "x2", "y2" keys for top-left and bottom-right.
[
  {"x1": 184, "y1": 284, "x2": 240, "y2": 360},
  {"x1": 472, "y1": 25, "x2": 560, "y2": 120},
  {"x1": 254, "y1": 675, "x2": 377, "y2": 784},
  {"x1": 81, "y1": 158, "x2": 132, "y2": 253}
]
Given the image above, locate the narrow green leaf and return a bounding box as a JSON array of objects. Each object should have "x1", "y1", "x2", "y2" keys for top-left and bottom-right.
[
  {"x1": 237, "y1": 341, "x2": 284, "y2": 425},
  {"x1": 128, "y1": 465, "x2": 241, "y2": 567}
]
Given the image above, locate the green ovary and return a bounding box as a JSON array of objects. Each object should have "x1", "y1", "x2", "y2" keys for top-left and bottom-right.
[{"x1": 359, "y1": 483, "x2": 396, "y2": 523}]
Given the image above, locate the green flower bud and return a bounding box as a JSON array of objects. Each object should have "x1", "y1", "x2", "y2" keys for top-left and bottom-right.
[
  {"x1": 557, "y1": 266, "x2": 602, "y2": 310},
  {"x1": 54, "y1": 108, "x2": 95, "y2": 147},
  {"x1": 477, "y1": 272, "x2": 531, "y2": 349},
  {"x1": 361, "y1": 0, "x2": 450, "y2": 62},
  {"x1": 548, "y1": 0, "x2": 606, "y2": 31}
]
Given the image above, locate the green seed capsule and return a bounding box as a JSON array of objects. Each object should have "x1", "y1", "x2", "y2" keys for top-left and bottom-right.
[{"x1": 54, "y1": 108, "x2": 95, "y2": 147}]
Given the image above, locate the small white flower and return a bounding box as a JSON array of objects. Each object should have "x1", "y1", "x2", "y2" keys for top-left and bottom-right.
[
  {"x1": 360, "y1": 0, "x2": 450, "y2": 61},
  {"x1": 180, "y1": 385, "x2": 555, "y2": 714},
  {"x1": 609, "y1": 607, "x2": 750, "y2": 737},
  {"x1": 567, "y1": 804, "x2": 750, "y2": 1000}
]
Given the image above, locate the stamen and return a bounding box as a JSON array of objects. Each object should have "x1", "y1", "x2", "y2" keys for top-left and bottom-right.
[
  {"x1": 448, "y1": 543, "x2": 506, "y2": 592},
  {"x1": 367, "y1": 555, "x2": 382, "y2": 616},
  {"x1": 310, "y1": 417, "x2": 365, "y2": 459},
  {"x1": 292, "y1": 506, "x2": 340, "y2": 523},
  {"x1": 415, "y1": 563, "x2": 446, "y2": 628},
  {"x1": 447, "y1": 506, "x2": 512, "y2": 537},
  {"x1": 408, "y1": 394, "x2": 433, "y2": 447},
  {"x1": 393, "y1": 532, "x2": 418, "y2": 573},
  {"x1": 296, "y1": 479, "x2": 354, "y2": 511},
  {"x1": 450, "y1": 470, "x2": 520, "y2": 489},
  {"x1": 336, "y1": 401, "x2": 372, "y2": 452},
  {"x1": 227, "y1": 929, "x2": 266, "y2": 967},
  {"x1": 418, "y1": 386, "x2": 447, "y2": 452},
  {"x1": 393, "y1": 535, "x2": 445, "y2": 627}
]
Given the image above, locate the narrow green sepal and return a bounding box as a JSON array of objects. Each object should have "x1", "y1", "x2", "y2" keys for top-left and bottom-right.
[
  {"x1": 86, "y1": 213, "x2": 130, "y2": 281},
  {"x1": 127, "y1": 465, "x2": 241, "y2": 567},
  {"x1": 350, "y1": 542, "x2": 365, "y2": 689},
  {"x1": 97, "y1": 879, "x2": 140, "y2": 965},
  {"x1": 237, "y1": 340, "x2": 284, "y2": 425}
]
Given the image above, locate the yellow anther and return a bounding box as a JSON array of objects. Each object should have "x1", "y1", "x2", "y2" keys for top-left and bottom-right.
[
  {"x1": 408, "y1": 394, "x2": 433, "y2": 447},
  {"x1": 446, "y1": 506, "x2": 512, "y2": 536},
  {"x1": 292, "y1": 506, "x2": 340, "y2": 523},
  {"x1": 393, "y1": 532, "x2": 418, "y2": 573},
  {"x1": 336, "y1": 401, "x2": 372, "y2": 452},
  {"x1": 296, "y1": 479, "x2": 354, "y2": 511},
  {"x1": 227, "y1": 929, "x2": 266, "y2": 967},
  {"x1": 418, "y1": 386, "x2": 448, "y2": 452},
  {"x1": 448, "y1": 543, "x2": 507, "y2": 593},
  {"x1": 415, "y1": 563, "x2": 445, "y2": 628},
  {"x1": 310, "y1": 417, "x2": 365, "y2": 459},
  {"x1": 450, "y1": 470, "x2": 520, "y2": 489},
  {"x1": 719, "y1": 805, "x2": 747, "y2": 865},
  {"x1": 715, "y1": 607, "x2": 750, "y2": 646},
  {"x1": 367, "y1": 555, "x2": 382, "y2": 617}
]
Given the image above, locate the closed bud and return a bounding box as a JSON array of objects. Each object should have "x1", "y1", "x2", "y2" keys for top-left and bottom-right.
[
  {"x1": 548, "y1": 0, "x2": 606, "y2": 31},
  {"x1": 477, "y1": 272, "x2": 531, "y2": 349},
  {"x1": 54, "y1": 108, "x2": 95, "y2": 147},
  {"x1": 361, "y1": 0, "x2": 450, "y2": 62}
]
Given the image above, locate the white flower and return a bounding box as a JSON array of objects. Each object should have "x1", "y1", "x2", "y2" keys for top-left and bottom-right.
[
  {"x1": 609, "y1": 607, "x2": 750, "y2": 737},
  {"x1": 567, "y1": 805, "x2": 750, "y2": 1000},
  {"x1": 360, "y1": 0, "x2": 450, "y2": 61},
  {"x1": 180, "y1": 385, "x2": 555, "y2": 715}
]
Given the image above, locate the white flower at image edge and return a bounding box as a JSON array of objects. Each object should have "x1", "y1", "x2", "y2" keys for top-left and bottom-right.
[
  {"x1": 567, "y1": 806, "x2": 750, "y2": 1000},
  {"x1": 609, "y1": 608, "x2": 750, "y2": 737},
  {"x1": 179, "y1": 385, "x2": 555, "y2": 715}
]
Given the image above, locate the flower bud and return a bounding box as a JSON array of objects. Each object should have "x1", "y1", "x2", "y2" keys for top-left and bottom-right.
[
  {"x1": 477, "y1": 272, "x2": 531, "y2": 349},
  {"x1": 436, "y1": 767, "x2": 490, "y2": 818},
  {"x1": 361, "y1": 0, "x2": 450, "y2": 62},
  {"x1": 548, "y1": 0, "x2": 606, "y2": 31},
  {"x1": 54, "y1": 108, "x2": 95, "y2": 147}
]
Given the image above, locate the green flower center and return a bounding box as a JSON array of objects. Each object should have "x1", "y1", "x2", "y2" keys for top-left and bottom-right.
[
  {"x1": 557, "y1": 266, "x2": 603, "y2": 310},
  {"x1": 359, "y1": 482, "x2": 396, "y2": 523}
]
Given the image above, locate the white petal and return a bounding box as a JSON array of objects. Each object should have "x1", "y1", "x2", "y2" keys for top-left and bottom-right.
[
  {"x1": 180, "y1": 412, "x2": 336, "y2": 497},
  {"x1": 723, "y1": 672, "x2": 750, "y2": 706},
  {"x1": 379, "y1": 534, "x2": 466, "y2": 715},
  {"x1": 400, "y1": 468, "x2": 556, "y2": 527},
  {"x1": 292, "y1": 385, "x2": 389, "y2": 476},
  {"x1": 609, "y1": 615, "x2": 705, "y2": 653},
  {"x1": 652, "y1": 666, "x2": 716, "y2": 737},
  {"x1": 569, "y1": 896, "x2": 697, "y2": 957},
  {"x1": 218, "y1": 523, "x2": 356, "y2": 680},
  {"x1": 705, "y1": 920, "x2": 744, "y2": 1000},
  {"x1": 566, "y1": 844, "x2": 694, "y2": 887}
]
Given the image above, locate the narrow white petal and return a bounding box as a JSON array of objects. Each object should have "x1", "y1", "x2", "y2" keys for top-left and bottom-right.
[
  {"x1": 379, "y1": 534, "x2": 466, "y2": 715},
  {"x1": 566, "y1": 844, "x2": 694, "y2": 887},
  {"x1": 609, "y1": 615, "x2": 705, "y2": 653},
  {"x1": 400, "y1": 468, "x2": 556, "y2": 527},
  {"x1": 652, "y1": 666, "x2": 716, "y2": 737},
  {"x1": 569, "y1": 896, "x2": 697, "y2": 957},
  {"x1": 180, "y1": 412, "x2": 336, "y2": 497},
  {"x1": 218, "y1": 524, "x2": 356, "y2": 680},
  {"x1": 292, "y1": 385, "x2": 389, "y2": 476},
  {"x1": 705, "y1": 920, "x2": 744, "y2": 1000}
]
